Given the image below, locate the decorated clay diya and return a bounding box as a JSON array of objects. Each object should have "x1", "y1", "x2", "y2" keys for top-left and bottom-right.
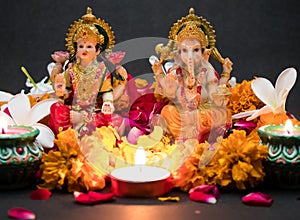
[
  {"x1": 258, "y1": 119, "x2": 300, "y2": 189},
  {"x1": 0, "y1": 125, "x2": 43, "y2": 189}
]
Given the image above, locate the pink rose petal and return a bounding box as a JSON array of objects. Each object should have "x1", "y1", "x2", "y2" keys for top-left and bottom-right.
[
  {"x1": 74, "y1": 191, "x2": 115, "y2": 205},
  {"x1": 242, "y1": 192, "x2": 273, "y2": 207},
  {"x1": 8, "y1": 207, "x2": 36, "y2": 220},
  {"x1": 189, "y1": 185, "x2": 219, "y2": 198},
  {"x1": 30, "y1": 189, "x2": 52, "y2": 200},
  {"x1": 189, "y1": 185, "x2": 219, "y2": 204},
  {"x1": 189, "y1": 191, "x2": 217, "y2": 204}
]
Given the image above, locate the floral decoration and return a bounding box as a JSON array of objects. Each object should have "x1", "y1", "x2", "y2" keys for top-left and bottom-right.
[
  {"x1": 172, "y1": 129, "x2": 268, "y2": 191},
  {"x1": 227, "y1": 79, "x2": 264, "y2": 115}
]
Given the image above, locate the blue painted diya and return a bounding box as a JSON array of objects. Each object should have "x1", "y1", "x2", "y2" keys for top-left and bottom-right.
[
  {"x1": 0, "y1": 125, "x2": 43, "y2": 189},
  {"x1": 258, "y1": 122, "x2": 300, "y2": 189}
]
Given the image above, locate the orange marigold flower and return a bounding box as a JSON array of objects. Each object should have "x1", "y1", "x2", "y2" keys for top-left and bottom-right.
[{"x1": 227, "y1": 80, "x2": 264, "y2": 115}]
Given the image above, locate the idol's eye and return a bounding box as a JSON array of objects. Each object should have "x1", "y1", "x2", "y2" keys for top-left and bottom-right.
[
  {"x1": 182, "y1": 48, "x2": 187, "y2": 53},
  {"x1": 87, "y1": 45, "x2": 93, "y2": 49},
  {"x1": 78, "y1": 44, "x2": 84, "y2": 48},
  {"x1": 194, "y1": 48, "x2": 200, "y2": 52}
]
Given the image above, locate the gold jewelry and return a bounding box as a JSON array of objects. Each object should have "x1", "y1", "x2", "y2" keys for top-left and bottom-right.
[
  {"x1": 169, "y1": 8, "x2": 224, "y2": 64},
  {"x1": 66, "y1": 7, "x2": 115, "y2": 56},
  {"x1": 72, "y1": 59, "x2": 99, "y2": 102},
  {"x1": 177, "y1": 22, "x2": 208, "y2": 48},
  {"x1": 221, "y1": 72, "x2": 230, "y2": 78}
]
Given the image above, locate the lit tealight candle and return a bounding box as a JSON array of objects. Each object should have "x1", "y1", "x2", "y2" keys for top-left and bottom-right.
[{"x1": 110, "y1": 147, "x2": 172, "y2": 197}]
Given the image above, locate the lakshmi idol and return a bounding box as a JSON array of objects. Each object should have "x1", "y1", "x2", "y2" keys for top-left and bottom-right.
[
  {"x1": 151, "y1": 8, "x2": 233, "y2": 142},
  {"x1": 48, "y1": 8, "x2": 127, "y2": 137}
]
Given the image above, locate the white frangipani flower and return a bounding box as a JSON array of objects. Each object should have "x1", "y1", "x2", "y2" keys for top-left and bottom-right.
[
  {"x1": 1, "y1": 91, "x2": 58, "y2": 148},
  {"x1": 232, "y1": 67, "x2": 297, "y2": 121}
]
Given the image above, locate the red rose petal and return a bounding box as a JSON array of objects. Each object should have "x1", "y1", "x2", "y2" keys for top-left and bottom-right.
[
  {"x1": 30, "y1": 189, "x2": 52, "y2": 200},
  {"x1": 87, "y1": 191, "x2": 115, "y2": 202},
  {"x1": 74, "y1": 192, "x2": 94, "y2": 205},
  {"x1": 242, "y1": 192, "x2": 273, "y2": 207},
  {"x1": 74, "y1": 191, "x2": 115, "y2": 205},
  {"x1": 8, "y1": 207, "x2": 36, "y2": 220}
]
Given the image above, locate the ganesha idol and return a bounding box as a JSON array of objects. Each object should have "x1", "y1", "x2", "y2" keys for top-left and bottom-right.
[{"x1": 150, "y1": 8, "x2": 233, "y2": 142}]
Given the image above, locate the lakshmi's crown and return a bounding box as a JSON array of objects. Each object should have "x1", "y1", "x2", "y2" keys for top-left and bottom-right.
[{"x1": 66, "y1": 7, "x2": 115, "y2": 55}]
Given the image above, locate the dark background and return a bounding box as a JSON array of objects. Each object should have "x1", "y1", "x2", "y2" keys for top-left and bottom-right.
[{"x1": 0, "y1": 0, "x2": 299, "y2": 118}]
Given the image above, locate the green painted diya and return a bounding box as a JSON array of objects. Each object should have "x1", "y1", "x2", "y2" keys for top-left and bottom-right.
[
  {"x1": 258, "y1": 122, "x2": 300, "y2": 189},
  {"x1": 0, "y1": 125, "x2": 43, "y2": 189}
]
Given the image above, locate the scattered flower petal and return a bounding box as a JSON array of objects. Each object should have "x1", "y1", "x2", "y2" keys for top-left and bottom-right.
[
  {"x1": 87, "y1": 191, "x2": 115, "y2": 202},
  {"x1": 189, "y1": 191, "x2": 217, "y2": 204},
  {"x1": 242, "y1": 192, "x2": 273, "y2": 207},
  {"x1": 8, "y1": 207, "x2": 36, "y2": 220},
  {"x1": 74, "y1": 191, "x2": 115, "y2": 205},
  {"x1": 30, "y1": 189, "x2": 52, "y2": 200},
  {"x1": 189, "y1": 185, "x2": 219, "y2": 198},
  {"x1": 189, "y1": 185, "x2": 219, "y2": 204},
  {"x1": 233, "y1": 120, "x2": 257, "y2": 134},
  {"x1": 158, "y1": 196, "x2": 180, "y2": 202}
]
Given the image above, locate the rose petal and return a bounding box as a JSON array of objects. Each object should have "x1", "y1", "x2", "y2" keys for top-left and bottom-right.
[
  {"x1": 74, "y1": 191, "x2": 115, "y2": 205},
  {"x1": 74, "y1": 192, "x2": 93, "y2": 205},
  {"x1": 30, "y1": 189, "x2": 52, "y2": 200},
  {"x1": 8, "y1": 207, "x2": 36, "y2": 220},
  {"x1": 189, "y1": 191, "x2": 217, "y2": 204},
  {"x1": 233, "y1": 120, "x2": 257, "y2": 134},
  {"x1": 87, "y1": 191, "x2": 115, "y2": 202},
  {"x1": 242, "y1": 192, "x2": 273, "y2": 207},
  {"x1": 189, "y1": 185, "x2": 219, "y2": 199}
]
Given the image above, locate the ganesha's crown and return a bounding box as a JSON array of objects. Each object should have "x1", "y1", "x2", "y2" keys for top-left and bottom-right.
[
  {"x1": 176, "y1": 21, "x2": 208, "y2": 48},
  {"x1": 168, "y1": 8, "x2": 224, "y2": 63}
]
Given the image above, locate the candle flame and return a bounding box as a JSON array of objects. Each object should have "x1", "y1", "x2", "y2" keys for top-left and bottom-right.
[
  {"x1": 135, "y1": 147, "x2": 146, "y2": 165},
  {"x1": 284, "y1": 119, "x2": 294, "y2": 135},
  {"x1": 0, "y1": 116, "x2": 8, "y2": 134}
]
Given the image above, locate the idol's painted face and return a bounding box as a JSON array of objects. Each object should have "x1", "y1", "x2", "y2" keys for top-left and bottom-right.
[
  {"x1": 178, "y1": 38, "x2": 202, "y2": 66},
  {"x1": 76, "y1": 38, "x2": 100, "y2": 64}
]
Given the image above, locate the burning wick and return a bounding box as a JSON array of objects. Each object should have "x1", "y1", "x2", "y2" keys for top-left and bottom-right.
[{"x1": 284, "y1": 119, "x2": 294, "y2": 135}]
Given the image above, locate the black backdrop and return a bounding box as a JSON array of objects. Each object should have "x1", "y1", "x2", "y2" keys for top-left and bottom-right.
[{"x1": 0, "y1": 0, "x2": 299, "y2": 118}]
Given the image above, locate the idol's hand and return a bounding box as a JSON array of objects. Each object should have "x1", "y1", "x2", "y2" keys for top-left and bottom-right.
[
  {"x1": 161, "y1": 75, "x2": 178, "y2": 98},
  {"x1": 151, "y1": 61, "x2": 164, "y2": 76},
  {"x1": 222, "y1": 57, "x2": 233, "y2": 73},
  {"x1": 54, "y1": 73, "x2": 66, "y2": 97},
  {"x1": 70, "y1": 110, "x2": 83, "y2": 124},
  {"x1": 102, "y1": 101, "x2": 115, "y2": 115}
]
